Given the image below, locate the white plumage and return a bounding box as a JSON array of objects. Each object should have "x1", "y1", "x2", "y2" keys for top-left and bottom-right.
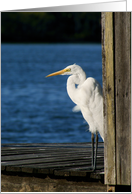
[{"x1": 46, "y1": 64, "x2": 104, "y2": 141}]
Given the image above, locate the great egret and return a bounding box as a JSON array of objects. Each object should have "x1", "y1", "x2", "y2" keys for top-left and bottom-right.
[{"x1": 46, "y1": 64, "x2": 104, "y2": 170}]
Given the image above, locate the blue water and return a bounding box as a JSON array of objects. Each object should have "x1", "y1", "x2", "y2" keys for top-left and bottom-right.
[{"x1": 1, "y1": 43, "x2": 103, "y2": 144}]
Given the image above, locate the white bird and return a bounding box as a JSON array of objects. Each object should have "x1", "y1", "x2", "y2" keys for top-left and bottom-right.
[{"x1": 46, "y1": 64, "x2": 104, "y2": 170}]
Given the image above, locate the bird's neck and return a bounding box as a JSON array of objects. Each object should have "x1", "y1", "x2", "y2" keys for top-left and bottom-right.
[{"x1": 66, "y1": 72, "x2": 86, "y2": 104}]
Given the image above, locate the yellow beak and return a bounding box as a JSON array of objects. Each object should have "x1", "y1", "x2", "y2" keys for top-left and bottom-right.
[{"x1": 46, "y1": 68, "x2": 68, "y2": 77}]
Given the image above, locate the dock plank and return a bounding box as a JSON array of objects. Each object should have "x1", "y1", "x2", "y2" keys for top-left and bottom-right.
[{"x1": 1, "y1": 142, "x2": 104, "y2": 175}]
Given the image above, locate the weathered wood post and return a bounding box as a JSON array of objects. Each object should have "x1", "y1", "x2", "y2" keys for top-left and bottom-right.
[{"x1": 102, "y1": 12, "x2": 131, "y2": 191}]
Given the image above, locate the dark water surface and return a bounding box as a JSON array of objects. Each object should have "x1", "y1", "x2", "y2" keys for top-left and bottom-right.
[{"x1": 1, "y1": 43, "x2": 103, "y2": 144}]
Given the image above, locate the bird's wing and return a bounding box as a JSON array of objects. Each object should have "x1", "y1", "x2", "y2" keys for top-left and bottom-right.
[{"x1": 78, "y1": 77, "x2": 104, "y2": 139}]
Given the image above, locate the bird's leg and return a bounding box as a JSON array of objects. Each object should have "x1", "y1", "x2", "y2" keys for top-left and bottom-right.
[
  {"x1": 93, "y1": 131, "x2": 98, "y2": 171},
  {"x1": 91, "y1": 133, "x2": 94, "y2": 168}
]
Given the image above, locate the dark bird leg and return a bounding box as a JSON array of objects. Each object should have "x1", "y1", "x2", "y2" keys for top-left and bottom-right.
[
  {"x1": 91, "y1": 133, "x2": 94, "y2": 169},
  {"x1": 93, "y1": 131, "x2": 98, "y2": 170},
  {"x1": 88, "y1": 132, "x2": 98, "y2": 171}
]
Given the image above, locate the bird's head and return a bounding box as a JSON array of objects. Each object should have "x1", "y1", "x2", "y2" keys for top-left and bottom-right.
[{"x1": 46, "y1": 64, "x2": 83, "y2": 77}]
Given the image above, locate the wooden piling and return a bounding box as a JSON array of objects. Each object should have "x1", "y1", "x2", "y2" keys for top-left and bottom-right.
[
  {"x1": 102, "y1": 12, "x2": 131, "y2": 189},
  {"x1": 102, "y1": 12, "x2": 116, "y2": 186}
]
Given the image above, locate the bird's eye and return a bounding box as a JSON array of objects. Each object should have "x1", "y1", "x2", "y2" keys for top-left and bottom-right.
[{"x1": 66, "y1": 68, "x2": 71, "y2": 72}]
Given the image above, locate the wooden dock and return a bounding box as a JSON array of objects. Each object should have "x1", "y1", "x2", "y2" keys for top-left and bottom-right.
[{"x1": 1, "y1": 142, "x2": 107, "y2": 192}]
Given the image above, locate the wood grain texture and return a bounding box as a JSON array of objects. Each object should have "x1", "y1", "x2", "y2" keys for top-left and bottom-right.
[
  {"x1": 102, "y1": 12, "x2": 116, "y2": 185},
  {"x1": 102, "y1": 12, "x2": 131, "y2": 186},
  {"x1": 114, "y1": 12, "x2": 131, "y2": 185},
  {"x1": 1, "y1": 143, "x2": 104, "y2": 176}
]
